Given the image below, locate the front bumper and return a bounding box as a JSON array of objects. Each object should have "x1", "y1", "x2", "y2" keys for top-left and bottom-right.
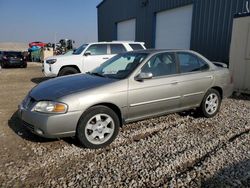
[
  {"x1": 18, "y1": 105, "x2": 82, "y2": 138},
  {"x1": 43, "y1": 61, "x2": 57, "y2": 77},
  {"x1": 2, "y1": 60, "x2": 26, "y2": 67}
]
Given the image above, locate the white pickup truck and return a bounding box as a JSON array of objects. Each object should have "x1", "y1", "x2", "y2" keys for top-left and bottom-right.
[{"x1": 43, "y1": 41, "x2": 146, "y2": 77}]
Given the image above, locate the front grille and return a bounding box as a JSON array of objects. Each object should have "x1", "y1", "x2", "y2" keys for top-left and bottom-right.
[{"x1": 23, "y1": 121, "x2": 35, "y2": 132}]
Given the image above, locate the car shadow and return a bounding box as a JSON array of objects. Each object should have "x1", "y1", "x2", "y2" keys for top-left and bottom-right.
[
  {"x1": 8, "y1": 111, "x2": 56, "y2": 143},
  {"x1": 178, "y1": 109, "x2": 202, "y2": 118},
  {"x1": 230, "y1": 93, "x2": 250, "y2": 101},
  {"x1": 31, "y1": 77, "x2": 52, "y2": 84},
  {"x1": 8, "y1": 111, "x2": 82, "y2": 147},
  {"x1": 201, "y1": 159, "x2": 250, "y2": 187}
]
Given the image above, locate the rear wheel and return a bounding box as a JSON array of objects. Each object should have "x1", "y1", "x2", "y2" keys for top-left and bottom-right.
[
  {"x1": 76, "y1": 106, "x2": 120, "y2": 149},
  {"x1": 58, "y1": 67, "x2": 79, "y2": 76},
  {"x1": 199, "y1": 89, "x2": 221, "y2": 118}
]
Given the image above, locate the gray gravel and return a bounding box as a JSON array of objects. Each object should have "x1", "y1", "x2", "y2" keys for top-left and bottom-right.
[
  {"x1": 0, "y1": 64, "x2": 249, "y2": 187},
  {"x1": 1, "y1": 97, "x2": 249, "y2": 188}
]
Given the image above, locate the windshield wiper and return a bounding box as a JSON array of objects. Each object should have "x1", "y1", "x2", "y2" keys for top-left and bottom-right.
[{"x1": 87, "y1": 72, "x2": 106, "y2": 78}]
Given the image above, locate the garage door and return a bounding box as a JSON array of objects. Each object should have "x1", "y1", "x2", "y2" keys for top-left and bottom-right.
[
  {"x1": 155, "y1": 5, "x2": 193, "y2": 49},
  {"x1": 117, "y1": 19, "x2": 136, "y2": 41}
]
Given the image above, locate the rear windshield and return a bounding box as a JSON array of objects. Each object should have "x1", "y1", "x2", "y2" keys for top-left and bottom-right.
[
  {"x1": 129, "y1": 43, "x2": 144, "y2": 50},
  {"x1": 4, "y1": 52, "x2": 22, "y2": 57}
]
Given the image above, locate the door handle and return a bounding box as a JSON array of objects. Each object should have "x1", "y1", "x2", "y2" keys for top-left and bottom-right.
[
  {"x1": 103, "y1": 57, "x2": 109, "y2": 60},
  {"x1": 205, "y1": 75, "x2": 213, "y2": 79}
]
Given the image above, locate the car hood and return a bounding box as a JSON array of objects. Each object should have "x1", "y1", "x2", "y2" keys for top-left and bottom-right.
[
  {"x1": 46, "y1": 54, "x2": 77, "y2": 61},
  {"x1": 30, "y1": 74, "x2": 116, "y2": 101}
]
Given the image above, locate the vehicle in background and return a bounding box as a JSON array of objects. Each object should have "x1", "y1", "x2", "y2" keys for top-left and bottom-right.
[
  {"x1": 29, "y1": 41, "x2": 47, "y2": 48},
  {"x1": 20, "y1": 50, "x2": 233, "y2": 149},
  {"x1": 0, "y1": 51, "x2": 27, "y2": 68},
  {"x1": 43, "y1": 41, "x2": 146, "y2": 77}
]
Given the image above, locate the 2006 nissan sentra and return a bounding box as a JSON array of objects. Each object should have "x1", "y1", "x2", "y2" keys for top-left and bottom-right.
[{"x1": 19, "y1": 50, "x2": 233, "y2": 149}]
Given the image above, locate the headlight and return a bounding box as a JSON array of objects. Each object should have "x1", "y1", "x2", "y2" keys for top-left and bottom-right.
[
  {"x1": 46, "y1": 59, "x2": 57, "y2": 64},
  {"x1": 32, "y1": 101, "x2": 68, "y2": 114}
]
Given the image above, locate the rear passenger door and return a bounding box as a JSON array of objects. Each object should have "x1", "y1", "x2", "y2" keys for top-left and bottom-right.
[
  {"x1": 83, "y1": 44, "x2": 110, "y2": 72},
  {"x1": 176, "y1": 52, "x2": 213, "y2": 108}
]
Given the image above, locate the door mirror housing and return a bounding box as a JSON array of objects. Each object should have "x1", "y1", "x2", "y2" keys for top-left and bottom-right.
[
  {"x1": 84, "y1": 51, "x2": 91, "y2": 56},
  {"x1": 135, "y1": 72, "x2": 153, "y2": 81}
]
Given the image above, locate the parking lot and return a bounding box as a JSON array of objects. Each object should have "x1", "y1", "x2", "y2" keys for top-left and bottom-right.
[{"x1": 0, "y1": 63, "x2": 249, "y2": 187}]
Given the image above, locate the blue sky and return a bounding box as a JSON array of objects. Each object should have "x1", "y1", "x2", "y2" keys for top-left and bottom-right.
[{"x1": 0, "y1": 0, "x2": 102, "y2": 47}]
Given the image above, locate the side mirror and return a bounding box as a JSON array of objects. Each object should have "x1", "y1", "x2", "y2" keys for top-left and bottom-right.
[
  {"x1": 84, "y1": 51, "x2": 91, "y2": 56},
  {"x1": 135, "y1": 72, "x2": 153, "y2": 81}
]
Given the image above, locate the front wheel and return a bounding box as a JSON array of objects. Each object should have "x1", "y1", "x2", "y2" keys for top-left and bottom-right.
[
  {"x1": 199, "y1": 89, "x2": 221, "y2": 118},
  {"x1": 58, "y1": 67, "x2": 79, "y2": 77},
  {"x1": 76, "y1": 106, "x2": 120, "y2": 149}
]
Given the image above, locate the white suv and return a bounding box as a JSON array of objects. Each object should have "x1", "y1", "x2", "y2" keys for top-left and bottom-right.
[{"x1": 43, "y1": 41, "x2": 146, "y2": 77}]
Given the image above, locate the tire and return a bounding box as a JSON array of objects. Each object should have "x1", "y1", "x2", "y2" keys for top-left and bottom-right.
[
  {"x1": 1, "y1": 63, "x2": 5, "y2": 68},
  {"x1": 76, "y1": 105, "x2": 120, "y2": 149},
  {"x1": 21, "y1": 63, "x2": 27, "y2": 68},
  {"x1": 58, "y1": 67, "x2": 79, "y2": 76},
  {"x1": 199, "y1": 89, "x2": 221, "y2": 118}
]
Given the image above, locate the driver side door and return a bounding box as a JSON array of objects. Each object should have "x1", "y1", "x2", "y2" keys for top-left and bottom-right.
[{"x1": 127, "y1": 52, "x2": 181, "y2": 121}]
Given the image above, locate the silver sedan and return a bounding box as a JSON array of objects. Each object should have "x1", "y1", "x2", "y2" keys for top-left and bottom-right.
[{"x1": 19, "y1": 50, "x2": 233, "y2": 149}]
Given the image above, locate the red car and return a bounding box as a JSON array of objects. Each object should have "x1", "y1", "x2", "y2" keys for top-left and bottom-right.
[{"x1": 29, "y1": 41, "x2": 47, "y2": 48}]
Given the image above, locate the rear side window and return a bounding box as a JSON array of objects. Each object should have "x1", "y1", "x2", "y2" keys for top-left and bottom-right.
[
  {"x1": 129, "y1": 44, "x2": 144, "y2": 50},
  {"x1": 86, "y1": 44, "x2": 107, "y2": 55},
  {"x1": 110, "y1": 44, "x2": 126, "y2": 54},
  {"x1": 178, "y1": 53, "x2": 209, "y2": 73}
]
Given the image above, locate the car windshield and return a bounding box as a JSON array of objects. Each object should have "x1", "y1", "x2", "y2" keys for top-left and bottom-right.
[
  {"x1": 4, "y1": 52, "x2": 22, "y2": 57},
  {"x1": 72, "y1": 44, "x2": 88, "y2": 55},
  {"x1": 89, "y1": 52, "x2": 148, "y2": 79}
]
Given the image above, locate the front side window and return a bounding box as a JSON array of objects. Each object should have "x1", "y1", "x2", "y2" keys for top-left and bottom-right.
[
  {"x1": 141, "y1": 52, "x2": 177, "y2": 77},
  {"x1": 86, "y1": 44, "x2": 107, "y2": 55},
  {"x1": 72, "y1": 44, "x2": 88, "y2": 55},
  {"x1": 178, "y1": 53, "x2": 209, "y2": 73},
  {"x1": 90, "y1": 53, "x2": 148, "y2": 79},
  {"x1": 110, "y1": 44, "x2": 126, "y2": 54}
]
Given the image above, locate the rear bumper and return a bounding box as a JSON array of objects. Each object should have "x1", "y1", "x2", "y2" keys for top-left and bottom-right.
[{"x1": 223, "y1": 83, "x2": 234, "y2": 98}]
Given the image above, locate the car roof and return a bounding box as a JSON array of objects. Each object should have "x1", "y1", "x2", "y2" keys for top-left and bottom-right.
[
  {"x1": 88, "y1": 41, "x2": 145, "y2": 45},
  {"x1": 126, "y1": 49, "x2": 195, "y2": 54}
]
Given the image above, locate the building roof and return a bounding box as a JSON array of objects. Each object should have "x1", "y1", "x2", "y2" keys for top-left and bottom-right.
[
  {"x1": 0, "y1": 42, "x2": 28, "y2": 52},
  {"x1": 96, "y1": 0, "x2": 106, "y2": 8}
]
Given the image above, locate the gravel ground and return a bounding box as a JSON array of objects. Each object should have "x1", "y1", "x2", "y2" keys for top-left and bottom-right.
[{"x1": 0, "y1": 63, "x2": 249, "y2": 187}]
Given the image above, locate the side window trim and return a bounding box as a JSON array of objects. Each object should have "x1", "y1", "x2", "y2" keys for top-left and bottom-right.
[{"x1": 107, "y1": 44, "x2": 111, "y2": 55}]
